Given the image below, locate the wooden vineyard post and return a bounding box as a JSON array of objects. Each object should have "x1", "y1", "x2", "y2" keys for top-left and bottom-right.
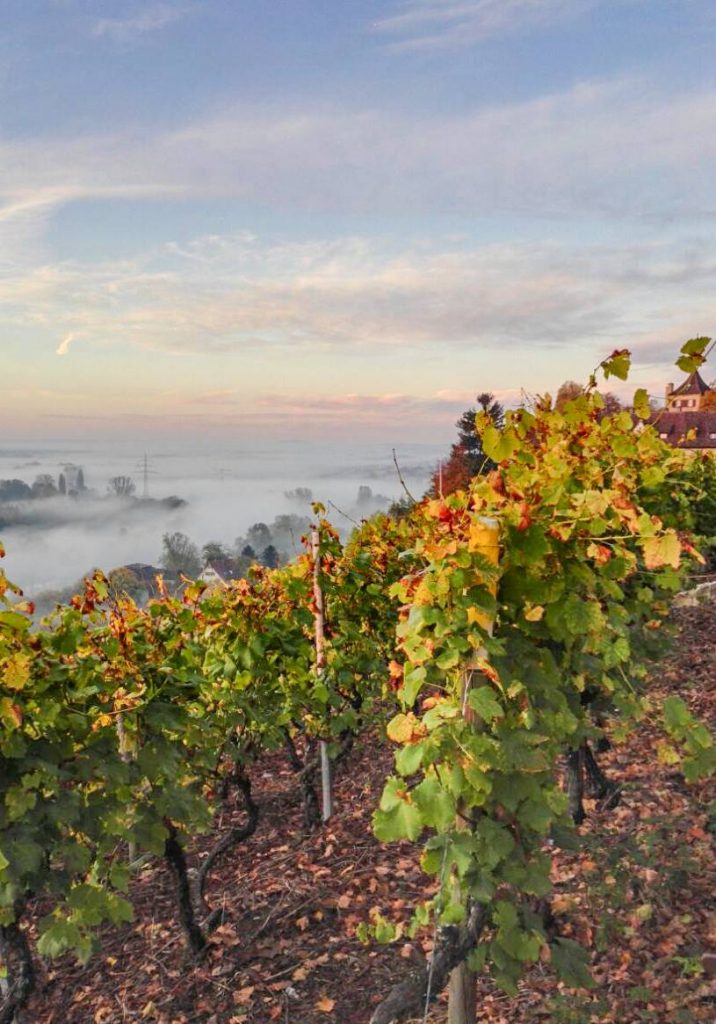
[
  {"x1": 448, "y1": 517, "x2": 499, "y2": 1024},
  {"x1": 116, "y1": 711, "x2": 137, "y2": 862},
  {"x1": 311, "y1": 526, "x2": 333, "y2": 822}
]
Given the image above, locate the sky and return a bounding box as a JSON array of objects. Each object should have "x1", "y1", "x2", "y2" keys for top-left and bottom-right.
[{"x1": 3, "y1": 0, "x2": 716, "y2": 443}]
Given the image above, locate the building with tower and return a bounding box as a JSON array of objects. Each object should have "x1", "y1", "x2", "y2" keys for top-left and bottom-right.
[{"x1": 653, "y1": 369, "x2": 716, "y2": 450}]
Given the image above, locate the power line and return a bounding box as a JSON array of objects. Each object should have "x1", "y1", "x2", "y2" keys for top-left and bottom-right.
[{"x1": 134, "y1": 453, "x2": 158, "y2": 499}]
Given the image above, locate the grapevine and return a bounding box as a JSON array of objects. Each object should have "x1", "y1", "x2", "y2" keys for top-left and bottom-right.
[{"x1": 0, "y1": 342, "x2": 714, "y2": 1024}]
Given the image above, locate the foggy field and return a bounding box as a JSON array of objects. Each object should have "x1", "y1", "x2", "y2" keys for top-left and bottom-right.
[{"x1": 0, "y1": 438, "x2": 441, "y2": 595}]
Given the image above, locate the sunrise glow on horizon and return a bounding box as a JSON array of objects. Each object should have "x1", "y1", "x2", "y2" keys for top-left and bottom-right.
[{"x1": 4, "y1": 1, "x2": 716, "y2": 442}]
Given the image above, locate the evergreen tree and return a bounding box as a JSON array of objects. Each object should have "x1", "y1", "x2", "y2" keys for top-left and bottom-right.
[
  {"x1": 455, "y1": 393, "x2": 505, "y2": 475},
  {"x1": 432, "y1": 393, "x2": 505, "y2": 495},
  {"x1": 261, "y1": 544, "x2": 280, "y2": 569}
]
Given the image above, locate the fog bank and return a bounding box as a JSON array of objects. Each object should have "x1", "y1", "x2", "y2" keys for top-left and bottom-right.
[{"x1": 0, "y1": 439, "x2": 441, "y2": 594}]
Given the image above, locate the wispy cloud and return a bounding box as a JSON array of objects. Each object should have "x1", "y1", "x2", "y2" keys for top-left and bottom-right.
[
  {"x1": 373, "y1": 0, "x2": 625, "y2": 51},
  {"x1": 0, "y1": 77, "x2": 715, "y2": 426},
  {"x1": 92, "y1": 3, "x2": 191, "y2": 42},
  {"x1": 1, "y1": 80, "x2": 716, "y2": 230},
  {"x1": 56, "y1": 332, "x2": 76, "y2": 356},
  {"x1": 3, "y1": 233, "x2": 715, "y2": 366},
  {"x1": 103, "y1": 83, "x2": 716, "y2": 220}
]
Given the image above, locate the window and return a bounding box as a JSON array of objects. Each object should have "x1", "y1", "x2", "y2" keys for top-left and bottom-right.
[{"x1": 660, "y1": 432, "x2": 668, "y2": 439}]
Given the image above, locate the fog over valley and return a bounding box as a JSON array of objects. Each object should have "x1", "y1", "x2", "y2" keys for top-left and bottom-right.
[{"x1": 0, "y1": 438, "x2": 441, "y2": 598}]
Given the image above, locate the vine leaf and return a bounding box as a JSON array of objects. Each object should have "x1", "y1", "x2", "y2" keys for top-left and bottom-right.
[
  {"x1": 550, "y1": 937, "x2": 595, "y2": 989},
  {"x1": 642, "y1": 532, "x2": 681, "y2": 570}
]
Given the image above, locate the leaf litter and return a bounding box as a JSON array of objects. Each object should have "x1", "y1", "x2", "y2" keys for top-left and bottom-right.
[{"x1": 19, "y1": 603, "x2": 716, "y2": 1024}]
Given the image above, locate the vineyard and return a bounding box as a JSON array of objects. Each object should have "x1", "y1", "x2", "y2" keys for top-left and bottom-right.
[{"x1": 1, "y1": 343, "x2": 715, "y2": 1024}]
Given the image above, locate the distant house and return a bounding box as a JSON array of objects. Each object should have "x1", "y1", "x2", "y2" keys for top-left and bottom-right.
[
  {"x1": 200, "y1": 558, "x2": 244, "y2": 588},
  {"x1": 653, "y1": 370, "x2": 716, "y2": 450},
  {"x1": 664, "y1": 370, "x2": 712, "y2": 411}
]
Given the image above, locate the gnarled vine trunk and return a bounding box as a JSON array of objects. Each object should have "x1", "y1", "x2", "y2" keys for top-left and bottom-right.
[
  {"x1": 164, "y1": 823, "x2": 206, "y2": 955},
  {"x1": 197, "y1": 769, "x2": 259, "y2": 929},
  {"x1": 0, "y1": 907, "x2": 34, "y2": 1024},
  {"x1": 369, "y1": 904, "x2": 489, "y2": 1024}
]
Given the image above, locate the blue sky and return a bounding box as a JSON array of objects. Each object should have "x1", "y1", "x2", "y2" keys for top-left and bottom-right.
[{"x1": 3, "y1": 0, "x2": 716, "y2": 441}]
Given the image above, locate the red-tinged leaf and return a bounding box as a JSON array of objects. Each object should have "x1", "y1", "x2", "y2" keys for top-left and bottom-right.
[{"x1": 586, "y1": 542, "x2": 612, "y2": 565}]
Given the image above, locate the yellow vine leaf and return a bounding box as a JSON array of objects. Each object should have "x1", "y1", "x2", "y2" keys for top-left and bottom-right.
[
  {"x1": 4, "y1": 653, "x2": 30, "y2": 691},
  {"x1": 389, "y1": 712, "x2": 417, "y2": 745},
  {"x1": 467, "y1": 606, "x2": 493, "y2": 629},
  {"x1": 642, "y1": 531, "x2": 681, "y2": 570}
]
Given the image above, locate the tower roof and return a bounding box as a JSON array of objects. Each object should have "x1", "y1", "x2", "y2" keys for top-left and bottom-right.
[{"x1": 671, "y1": 369, "x2": 711, "y2": 397}]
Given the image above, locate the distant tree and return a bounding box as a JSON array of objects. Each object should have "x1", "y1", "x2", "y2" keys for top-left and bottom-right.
[
  {"x1": 107, "y1": 567, "x2": 145, "y2": 602},
  {"x1": 600, "y1": 391, "x2": 622, "y2": 415},
  {"x1": 388, "y1": 495, "x2": 415, "y2": 520},
  {"x1": 261, "y1": 544, "x2": 280, "y2": 569},
  {"x1": 456, "y1": 393, "x2": 505, "y2": 474},
  {"x1": 555, "y1": 380, "x2": 584, "y2": 409},
  {"x1": 58, "y1": 474, "x2": 66, "y2": 495},
  {"x1": 32, "y1": 588, "x2": 68, "y2": 617},
  {"x1": 201, "y1": 541, "x2": 230, "y2": 564},
  {"x1": 31, "y1": 474, "x2": 58, "y2": 499},
  {"x1": 556, "y1": 381, "x2": 623, "y2": 419},
  {"x1": 270, "y1": 514, "x2": 310, "y2": 554},
  {"x1": 596, "y1": 391, "x2": 623, "y2": 421},
  {"x1": 0, "y1": 479, "x2": 33, "y2": 502},
  {"x1": 34, "y1": 572, "x2": 95, "y2": 615},
  {"x1": 557, "y1": 381, "x2": 626, "y2": 418},
  {"x1": 223, "y1": 555, "x2": 248, "y2": 579},
  {"x1": 160, "y1": 532, "x2": 201, "y2": 578},
  {"x1": 247, "y1": 522, "x2": 272, "y2": 551},
  {"x1": 241, "y1": 544, "x2": 256, "y2": 559},
  {"x1": 108, "y1": 475, "x2": 136, "y2": 498},
  {"x1": 160, "y1": 495, "x2": 185, "y2": 510},
  {"x1": 431, "y1": 392, "x2": 505, "y2": 496},
  {"x1": 432, "y1": 446, "x2": 472, "y2": 496},
  {"x1": 284, "y1": 487, "x2": 313, "y2": 504}
]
